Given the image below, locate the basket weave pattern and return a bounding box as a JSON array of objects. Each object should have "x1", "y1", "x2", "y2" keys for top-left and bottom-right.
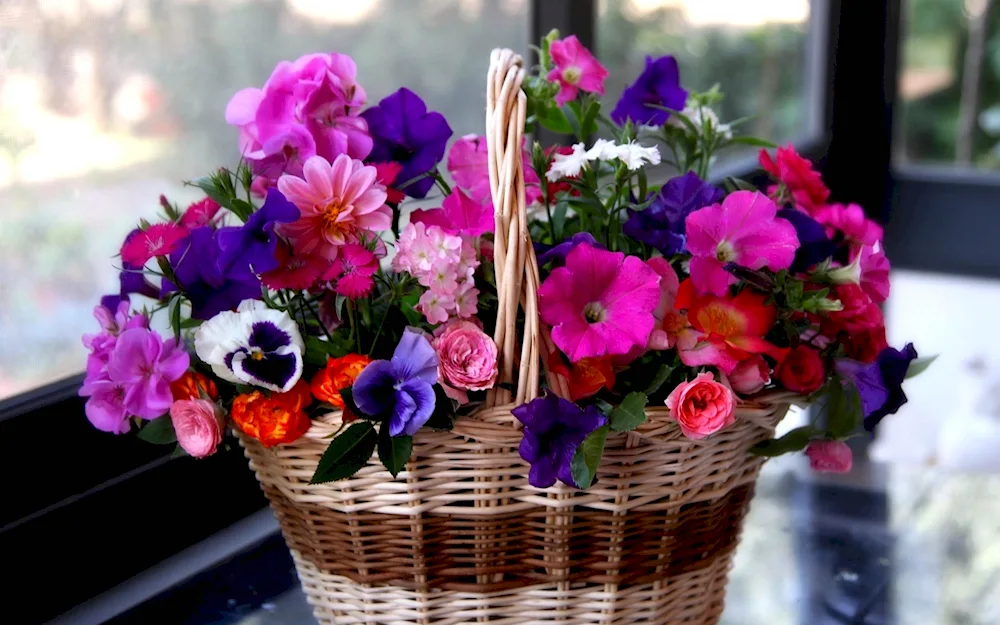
[{"x1": 237, "y1": 49, "x2": 793, "y2": 624}]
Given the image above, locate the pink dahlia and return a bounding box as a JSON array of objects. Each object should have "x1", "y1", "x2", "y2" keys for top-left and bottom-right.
[
  {"x1": 277, "y1": 154, "x2": 391, "y2": 260},
  {"x1": 685, "y1": 190, "x2": 799, "y2": 296},
  {"x1": 539, "y1": 244, "x2": 661, "y2": 362},
  {"x1": 546, "y1": 35, "x2": 609, "y2": 107},
  {"x1": 120, "y1": 223, "x2": 187, "y2": 266}
]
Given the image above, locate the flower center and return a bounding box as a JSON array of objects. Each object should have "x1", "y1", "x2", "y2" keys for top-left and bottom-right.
[
  {"x1": 715, "y1": 241, "x2": 737, "y2": 263},
  {"x1": 321, "y1": 201, "x2": 352, "y2": 238},
  {"x1": 250, "y1": 350, "x2": 265, "y2": 361},
  {"x1": 562, "y1": 66, "x2": 582, "y2": 85},
  {"x1": 583, "y1": 301, "x2": 606, "y2": 324}
]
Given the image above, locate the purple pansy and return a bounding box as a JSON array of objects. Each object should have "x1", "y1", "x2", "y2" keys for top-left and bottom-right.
[
  {"x1": 217, "y1": 188, "x2": 299, "y2": 280},
  {"x1": 352, "y1": 329, "x2": 438, "y2": 437},
  {"x1": 164, "y1": 226, "x2": 262, "y2": 320},
  {"x1": 512, "y1": 393, "x2": 608, "y2": 489},
  {"x1": 777, "y1": 208, "x2": 837, "y2": 272},
  {"x1": 611, "y1": 55, "x2": 688, "y2": 126},
  {"x1": 623, "y1": 172, "x2": 724, "y2": 255},
  {"x1": 362, "y1": 88, "x2": 452, "y2": 199},
  {"x1": 836, "y1": 343, "x2": 918, "y2": 432},
  {"x1": 535, "y1": 232, "x2": 604, "y2": 267}
]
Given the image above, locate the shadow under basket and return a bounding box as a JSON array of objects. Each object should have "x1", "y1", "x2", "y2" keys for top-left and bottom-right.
[{"x1": 236, "y1": 399, "x2": 789, "y2": 625}]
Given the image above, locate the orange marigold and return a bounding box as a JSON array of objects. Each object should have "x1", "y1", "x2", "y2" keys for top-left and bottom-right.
[
  {"x1": 230, "y1": 380, "x2": 312, "y2": 447},
  {"x1": 170, "y1": 371, "x2": 218, "y2": 401},
  {"x1": 311, "y1": 354, "x2": 372, "y2": 408}
]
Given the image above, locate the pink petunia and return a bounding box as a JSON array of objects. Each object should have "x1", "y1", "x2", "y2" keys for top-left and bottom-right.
[
  {"x1": 539, "y1": 244, "x2": 661, "y2": 362},
  {"x1": 447, "y1": 134, "x2": 542, "y2": 208},
  {"x1": 814, "y1": 203, "x2": 883, "y2": 248},
  {"x1": 332, "y1": 243, "x2": 378, "y2": 299},
  {"x1": 410, "y1": 189, "x2": 494, "y2": 238},
  {"x1": 546, "y1": 35, "x2": 609, "y2": 107},
  {"x1": 685, "y1": 191, "x2": 800, "y2": 296},
  {"x1": 179, "y1": 198, "x2": 222, "y2": 230},
  {"x1": 856, "y1": 243, "x2": 891, "y2": 303},
  {"x1": 646, "y1": 256, "x2": 681, "y2": 351},
  {"x1": 277, "y1": 154, "x2": 391, "y2": 261},
  {"x1": 120, "y1": 223, "x2": 188, "y2": 266}
]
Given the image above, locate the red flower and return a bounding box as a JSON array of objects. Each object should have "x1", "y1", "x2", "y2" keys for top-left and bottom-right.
[
  {"x1": 547, "y1": 352, "x2": 616, "y2": 401},
  {"x1": 759, "y1": 145, "x2": 830, "y2": 213},
  {"x1": 230, "y1": 380, "x2": 313, "y2": 448},
  {"x1": 775, "y1": 346, "x2": 826, "y2": 394},
  {"x1": 827, "y1": 284, "x2": 883, "y2": 333},
  {"x1": 372, "y1": 162, "x2": 406, "y2": 204},
  {"x1": 843, "y1": 324, "x2": 889, "y2": 363},
  {"x1": 120, "y1": 223, "x2": 188, "y2": 266},
  {"x1": 179, "y1": 198, "x2": 222, "y2": 229}
]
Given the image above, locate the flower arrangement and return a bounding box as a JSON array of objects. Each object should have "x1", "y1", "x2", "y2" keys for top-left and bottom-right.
[{"x1": 81, "y1": 32, "x2": 929, "y2": 489}]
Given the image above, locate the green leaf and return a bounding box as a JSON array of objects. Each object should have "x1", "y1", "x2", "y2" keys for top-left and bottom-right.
[
  {"x1": 423, "y1": 385, "x2": 456, "y2": 431},
  {"x1": 750, "y1": 425, "x2": 820, "y2": 457},
  {"x1": 825, "y1": 380, "x2": 863, "y2": 439},
  {"x1": 644, "y1": 364, "x2": 674, "y2": 396},
  {"x1": 310, "y1": 422, "x2": 377, "y2": 484},
  {"x1": 340, "y1": 386, "x2": 383, "y2": 422},
  {"x1": 723, "y1": 176, "x2": 758, "y2": 193},
  {"x1": 179, "y1": 317, "x2": 202, "y2": 329},
  {"x1": 303, "y1": 336, "x2": 333, "y2": 367},
  {"x1": 906, "y1": 355, "x2": 938, "y2": 379},
  {"x1": 377, "y1": 428, "x2": 412, "y2": 478},
  {"x1": 171, "y1": 444, "x2": 188, "y2": 459},
  {"x1": 728, "y1": 135, "x2": 777, "y2": 148},
  {"x1": 608, "y1": 392, "x2": 648, "y2": 432},
  {"x1": 570, "y1": 425, "x2": 610, "y2": 489},
  {"x1": 137, "y1": 417, "x2": 177, "y2": 445},
  {"x1": 536, "y1": 104, "x2": 573, "y2": 135},
  {"x1": 579, "y1": 99, "x2": 600, "y2": 140}
]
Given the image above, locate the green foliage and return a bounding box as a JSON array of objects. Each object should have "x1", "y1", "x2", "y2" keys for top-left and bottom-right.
[
  {"x1": 906, "y1": 355, "x2": 939, "y2": 379},
  {"x1": 824, "y1": 379, "x2": 863, "y2": 439},
  {"x1": 311, "y1": 422, "x2": 378, "y2": 484},
  {"x1": 751, "y1": 425, "x2": 820, "y2": 457},
  {"x1": 570, "y1": 425, "x2": 610, "y2": 489},
  {"x1": 378, "y1": 428, "x2": 413, "y2": 478},
  {"x1": 137, "y1": 417, "x2": 177, "y2": 445},
  {"x1": 423, "y1": 385, "x2": 457, "y2": 431},
  {"x1": 608, "y1": 392, "x2": 648, "y2": 432}
]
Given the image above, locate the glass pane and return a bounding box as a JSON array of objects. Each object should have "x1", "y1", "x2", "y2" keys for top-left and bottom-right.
[
  {"x1": 597, "y1": 0, "x2": 815, "y2": 155},
  {"x1": 896, "y1": 0, "x2": 1000, "y2": 169},
  {"x1": 0, "y1": 0, "x2": 528, "y2": 400}
]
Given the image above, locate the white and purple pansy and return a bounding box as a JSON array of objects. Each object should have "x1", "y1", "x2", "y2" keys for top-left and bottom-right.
[{"x1": 194, "y1": 300, "x2": 304, "y2": 392}]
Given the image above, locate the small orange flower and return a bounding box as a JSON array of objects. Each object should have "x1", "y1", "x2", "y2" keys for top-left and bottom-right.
[
  {"x1": 230, "y1": 380, "x2": 312, "y2": 447},
  {"x1": 548, "y1": 352, "x2": 615, "y2": 401},
  {"x1": 171, "y1": 371, "x2": 218, "y2": 401},
  {"x1": 311, "y1": 354, "x2": 372, "y2": 408}
]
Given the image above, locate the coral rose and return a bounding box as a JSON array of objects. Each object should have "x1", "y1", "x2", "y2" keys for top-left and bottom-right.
[
  {"x1": 665, "y1": 372, "x2": 736, "y2": 440},
  {"x1": 230, "y1": 380, "x2": 312, "y2": 447},
  {"x1": 805, "y1": 440, "x2": 853, "y2": 473},
  {"x1": 170, "y1": 370, "x2": 218, "y2": 401},
  {"x1": 170, "y1": 399, "x2": 224, "y2": 458},
  {"x1": 311, "y1": 354, "x2": 372, "y2": 408},
  {"x1": 729, "y1": 355, "x2": 770, "y2": 395},
  {"x1": 775, "y1": 346, "x2": 826, "y2": 394},
  {"x1": 433, "y1": 319, "x2": 498, "y2": 403}
]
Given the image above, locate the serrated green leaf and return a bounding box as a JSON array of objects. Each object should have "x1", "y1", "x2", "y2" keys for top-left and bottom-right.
[
  {"x1": 609, "y1": 392, "x2": 648, "y2": 432},
  {"x1": 377, "y1": 428, "x2": 412, "y2": 478},
  {"x1": 570, "y1": 425, "x2": 610, "y2": 489},
  {"x1": 644, "y1": 364, "x2": 674, "y2": 395},
  {"x1": 750, "y1": 425, "x2": 820, "y2": 457},
  {"x1": 137, "y1": 417, "x2": 177, "y2": 445},
  {"x1": 310, "y1": 422, "x2": 377, "y2": 484},
  {"x1": 905, "y1": 355, "x2": 938, "y2": 379}
]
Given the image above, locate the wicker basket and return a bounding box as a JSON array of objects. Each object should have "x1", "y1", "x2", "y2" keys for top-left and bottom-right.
[{"x1": 237, "y1": 49, "x2": 793, "y2": 625}]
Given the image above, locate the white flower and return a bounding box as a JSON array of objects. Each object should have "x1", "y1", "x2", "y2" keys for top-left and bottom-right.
[
  {"x1": 584, "y1": 138, "x2": 620, "y2": 161},
  {"x1": 194, "y1": 300, "x2": 305, "y2": 392},
  {"x1": 546, "y1": 142, "x2": 591, "y2": 181},
  {"x1": 676, "y1": 99, "x2": 732, "y2": 140},
  {"x1": 613, "y1": 141, "x2": 662, "y2": 170}
]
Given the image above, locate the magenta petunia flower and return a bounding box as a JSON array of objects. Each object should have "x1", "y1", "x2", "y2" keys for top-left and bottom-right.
[
  {"x1": 107, "y1": 327, "x2": 190, "y2": 420},
  {"x1": 685, "y1": 191, "x2": 800, "y2": 296},
  {"x1": 446, "y1": 134, "x2": 542, "y2": 208},
  {"x1": 546, "y1": 35, "x2": 609, "y2": 107},
  {"x1": 539, "y1": 243, "x2": 661, "y2": 362},
  {"x1": 120, "y1": 223, "x2": 188, "y2": 266},
  {"x1": 409, "y1": 188, "x2": 494, "y2": 238}
]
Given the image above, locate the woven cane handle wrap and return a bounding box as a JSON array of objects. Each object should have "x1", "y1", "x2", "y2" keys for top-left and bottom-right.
[{"x1": 485, "y1": 49, "x2": 541, "y2": 407}]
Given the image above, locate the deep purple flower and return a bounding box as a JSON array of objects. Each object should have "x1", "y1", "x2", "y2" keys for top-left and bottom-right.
[
  {"x1": 352, "y1": 329, "x2": 439, "y2": 437},
  {"x1": 362, "y1": 88, "x2": 452, "y2": 199},
  {"x1": 623, "y1": 172, "x2": 724, "y2": 255},
  {"x1": 164, "y1": 226, "x2": 262, "y2": 320},
  {"x1": 611, "y1": 55, "x2": 688, "y2": 126},
  {"x1": 777, "y1": 208, "x2": 837, "y2": 272},
  {"x1": 512, "y1": 393, "x2": 608, "y2": 488},
  {"x1": 535, "y1": 232, "x2": 604, "y2": 267},
  {"x1": 217, "y1": 188, "x2": 299, "y2": 280},
  {"x1": 836, "y1": 343, "x2": 918, "y2": 432}
]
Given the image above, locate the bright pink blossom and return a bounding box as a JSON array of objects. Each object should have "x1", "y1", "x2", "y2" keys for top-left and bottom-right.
[
  {"x1": 856, "y1": 244, "x2": 891, "y2": 303},
  {"x1": 372, "y1": 162, "x2": 405, "y2": 204},
  {"x1": 170, "y1": 399, "x2": 224, "y2": 458},
  {"x1": 277, "y1": 154, "x2": 391, "y2": 261},
  {"x1": 120, "y1": 223, "x2": 187, "y2": 266},
  {"x1": 261, "y1": 240, "x2": 330, "y2": 290},
  {"x1": 94, "y1": 327, "x2": 188, "y2": 423},
  {"x1": 814, "y1": 203, "x2": 883, "y2": 247},
  {"x1": 646, "y1": 256, "x2": 680, "y2": 351},
  {"x1": 539, "y1": 244, "x2": 661, "y2": 362},
  {"x1": 805, "y1": 440, "x2": 853, "y2": 473},
  {"x1": 686, "y1": 190, "x2": 799, "y2": 296},
  {"x1": 546, "y1": 35, "x2": 609, "y2": 106},
  {"x1": 759, "y1": 146, "x2": 830, "y2": 213},
  {"x1": 179, "y1": 198, "x2": 222, "y2": 230},
  {"x1": 331, "y1": 243, "x2": 378, "y2": 299},
  {"x1": 410, "y1": 188, "x2": 493, "y2": 237},
  {"x1": 446, "y1": 134, "x2": 542, "y2": 208},
  {"x1": 665, "y1": 372, "x2": 737, "y2": 440}
]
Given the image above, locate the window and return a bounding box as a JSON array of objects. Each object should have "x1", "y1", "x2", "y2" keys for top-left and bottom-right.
[{"x1": 0, "y1": 0, "x2": 529, "y2": 400}]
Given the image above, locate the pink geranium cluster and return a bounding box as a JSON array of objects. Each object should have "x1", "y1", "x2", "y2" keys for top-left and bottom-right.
[
  {"x1": 394, "y1": 221, "x2": 480, "y2": 324},
  {"x1": 225, "y1": 53, "x2": 372, "y2": 180},
  {"x1": 80, "y1": 301, "x2": 189, "y2": 434}
]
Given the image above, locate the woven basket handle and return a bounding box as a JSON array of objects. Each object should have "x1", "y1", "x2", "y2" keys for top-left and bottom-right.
[{"x1": 484, "y1": 49, "x2": 544, "y2": 408}]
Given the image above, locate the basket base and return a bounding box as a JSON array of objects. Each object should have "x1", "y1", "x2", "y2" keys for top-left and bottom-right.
[{"x1": 292, "y1": 549, "x2": 731, "y2": 625}]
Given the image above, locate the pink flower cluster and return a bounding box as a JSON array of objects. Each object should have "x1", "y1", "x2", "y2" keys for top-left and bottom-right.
[
  {"x1": 226, "y1": 53, "x2": 372, "y2": 180},
  {"x1": 394, "y1": 222, "x2": 480, "y2": 324},
  {"x1": 80, "y1": 301, "x2": 189, "y2": 434}
]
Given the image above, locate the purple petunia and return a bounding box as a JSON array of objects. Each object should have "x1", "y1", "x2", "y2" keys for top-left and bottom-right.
[
  {"x1": 836, "y1": 343, "x2": 918, "y2": 432},
  {"x1": 217, "y1": 188, "x2": 299, "y2": 280},
  {"x1": 777, "y1": 208, "x2": 837, "y2": 272},
  {"x1": 512, "y1": 393, "x2": 608, "y2": 488},
  {"x1": 535, "y1": 232, "x2": 604, "y2": 267},
  {"x1": 164, "y1": 226, "x2": 262, "y2": 320},
  {"x1": 362, "y1": 88, "x2": 452, "y2": 199},
  {"x1": 352, "y1": 329, "x2": 439, "y2": 437},
  {"x1": 611, "y1": 55, "x2": 688, "y2": 126},
  {"x1": 623, "y1": 172, "x2": 724, "y2": 255}
]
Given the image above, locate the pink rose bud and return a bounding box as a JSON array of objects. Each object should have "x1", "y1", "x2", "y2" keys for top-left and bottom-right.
[
  {"x1": 170, "y1": 399, "x2": 224, "y2": 458},
  {"x1": 433, "y1": 319, "x2": 499, "y2": 404},
  {"x1": 665, "y1": 372, "x2": 736, "y2": 440},
  {"x1": 729, "y1": 355, "x2": 770, "y2": 395},
  {"x1": 805, "y1": 440, "x2": 853, "y2": 473}
]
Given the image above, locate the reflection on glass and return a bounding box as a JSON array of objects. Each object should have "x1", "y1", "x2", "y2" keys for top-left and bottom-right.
[
  {"x1": 597, "y1": 0, "x2": 812, "y2": 151},
  {"x1": 0, "y1": 0, "x2": 528, "y2": 400},
  {"x1": 897, "y1": 0, "x2": 1000, "y2": 168}
]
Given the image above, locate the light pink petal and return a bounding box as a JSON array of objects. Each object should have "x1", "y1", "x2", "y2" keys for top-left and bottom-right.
[
  {"x1": 677, "y1": 332, "x2": 740, "y2": 374},
  {"x1": 301, "y1": 156, "x2": 334, "y2": 200},
  {"x1": 225, "y1": 88, "x2": 264, "y2": 126},
  {"x1": 688, "y1": 256, "x2": 734, "y2": 296},
  {"x1": 328, "y1": 154, "x2": 354, "y2": 199},
  {"x1": 343, "y1": 165, "x2": 378, "y2": 203},
  {"x1": 277, "y1": 175, "x2": 323, "y2": 212},
  {"x1": 733, "y1": 217, "x2": 799, "y2": 271},
  {"x1": 357, "y1": 207, "x2": 393, "y2": 233},
  {"x1": 684, "y1": 203, "x2": 727, "y2": 256},
  {"x1": 351, "y1": 187, "x2": 389, "y2": 216}
]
